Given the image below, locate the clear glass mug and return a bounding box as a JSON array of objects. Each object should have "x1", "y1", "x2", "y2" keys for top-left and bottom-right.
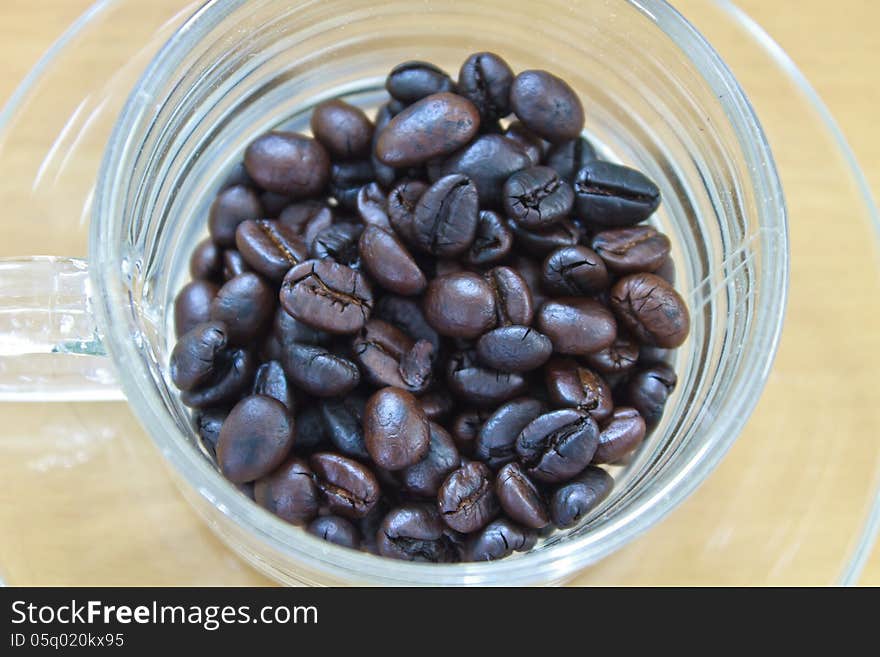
[{"x1": 0, "y1": 0, "x2": 788, "y2": 585}]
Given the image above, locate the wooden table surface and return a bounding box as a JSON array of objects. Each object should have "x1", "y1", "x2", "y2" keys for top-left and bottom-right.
[{"x1": 0, "y1": 0, "x2": 878, "y2": 585}]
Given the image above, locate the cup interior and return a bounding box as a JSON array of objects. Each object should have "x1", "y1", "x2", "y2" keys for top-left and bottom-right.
[{"x1": 91, "y1": 0, "x2": 787, "y2": 585}]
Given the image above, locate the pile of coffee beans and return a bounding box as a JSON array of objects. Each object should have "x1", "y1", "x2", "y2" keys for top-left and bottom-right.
[{"x1": 171, "y1": 52, "x2": 689, "y2": 563}]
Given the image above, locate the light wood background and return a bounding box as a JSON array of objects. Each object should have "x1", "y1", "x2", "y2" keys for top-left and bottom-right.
[{"x1": 0, "y1": 0, "x2": 878, "y2": 585}]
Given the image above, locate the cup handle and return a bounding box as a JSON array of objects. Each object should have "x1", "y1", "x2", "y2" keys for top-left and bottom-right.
[{"x1": 0, "y1": 256, "x2": 123, "y2": 401}]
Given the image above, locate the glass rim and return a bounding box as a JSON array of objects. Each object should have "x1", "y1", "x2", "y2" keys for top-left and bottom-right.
[{"x1": 90, "y1": 0, "x2": 789, "y2": 585}]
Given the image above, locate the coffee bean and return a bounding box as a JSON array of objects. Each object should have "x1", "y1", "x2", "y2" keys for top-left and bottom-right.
[
  {"x1": 280, "y1": 259, "x2": 373, "y2": 334},
  {"x1": 424, "y1": 272, "x2": 496, "y2": 339},
  {"x1": 254, "y1": 457, "x2": 318, "y2": 525},
  {"x1": 273, "y1": 305, "x2": 331, "y2": 350},
  {"x1": 375, "y1": 92, "x2": 480, "y2": 167},
  {"x1": 476, "y1": 326, "x2": 552, "y2": 373},
  {"x1": 208, "y1": 185, "x2": 264, "y2": 247},
  {"x1": 544, "y1": 137, "x2": 597, "y2": 183},
  {"x1": 486, "y1": 265, "x2": 534, "y2": 326},
  {"x1": 419, "y1": 389, "x2": 453, "y2": 421},
  {"x1": 352, "y1": 319, "x2": 432, "y2": 393},
  {"x1": 386, "y1": 61, "x2": 455, "y2": 104},
  {"x1": 374, "y1": 295, "x2": 441, "y2": 357},
  {"x1": 170, "y1": 321, "x2": 229, "y2": 391},
  {"x1": 310, "y1": 99, "x2": 374, "y2": 160},
  {"x1": 510, "y1": 255, "x2": 548, "y2": 310},
  {"x1": 329, "y1": 160, "x2": 375, "y2": 210},
  {"x1": 399, "y1": 423, "x2": 461, "y2": 498},
  {"x1": 591, "y1": 226, "x2": 671, "y2": 274},
  {"x1": 541, "y1": 245, "x2": 608, "y2": 296},
  {"x1": 544, "y1": 358, "x2": 613, "y2": 421},
  {"x1": 235, "y1": 218, "x2": 308, "y2": 280},
  {"x1": 583, "y1": 334, "x2": 640, "y2": 376},
  {"x1": 504, "y1": 122, "x2": 546, "y2": 166},
  {"x1": 261, "y1": 192, "x2": 293, "y2": 218},
  {"x1": 222, "y1": 249, "x2": 250, "y2": 280},
  {"x1": 496, "y1": 462, "x2": 549, "y2": 529},
  {"x1": 451, "y1": 409, "x2": 489, "y2": 455},
  {"x1": 437, "y1": 461, "x2": 498, "y2": 533},
  {"x1": 457, "y1": 52, "x2": 513, "y2": 122},
  {"x1": 359, "y1": 225, "x2": 426, "y2": 295},
  {"x1": 217, "y1": 395, "x2": 294, "y2": 483},
  {"x1": 508, "y1": 217, "x2": 582, "y2": 257},
  {"x1": 364, "y1": 387, "x2": 431, "y2": 470},
  {"x1": 516, "y1": 409, "x2": 599, "y2": 483},
  {"x1": 310, "y1": 452, "x2": 379, "y2": 518},
  {"x1": 244, "y1": 132, "x2": 330, "y2": 198},
  {"x1": 278, "y1": 202, "x2": 334, "y2": 250},
  {"x1": 510, "y1": 70, "x2": 584, "y2": 143},
  {"x1": 253, "y1": 360, "x2": 294, "y2": 410},
  {"x1": 190, "y1": 239, "x2": 222, "y2": 281},
  {"x1": 281, "y1": 342, "x2": 360, "y2": 397},
  {"x1": 371, "y1": 104, "x2": 399, "y2": 189},
  {"x1": 464, "y1": 210, "x2": 513, "y2": 266},
  {"x1": 537, "y1": 297, "x2": 617, "y2": 355},
  {"x1": 550, "y1": 466, "x2": 613, "y2": 528},
  {"x1": 180, "y1": 347, "x2": 255, "y2": 409},
  {"x1": 466, "y1": 518, "x2": 536, "y2": 561},
  {"x1": 209, "y1": 272, "x2": 274, "y2": 344},
  {"x1": 413, "y1": 174, "x2": 479, "y2": 257},
  {"x1": 174, "y1": 280, "x2": 219, "y2": 338},
  {"x1": 356, "y1": 182, "x2": 392, "y2": 229},
  {"x1": 474, "y1": 397, "x2": 545, "y2": 469},
  {"x1": 387, "y1": 180, "x2": 427, "y2": 245},
  {"x1": 593, "y1": 407, "x2": 646, "y2": 464},
  {"x1": 609, "y1": 273, "x2": 689, "y2": 348},
  {"x1": 377, "y1": 504, "x2": 459, "y2": 562},
  {"x1": 446, "y1": 349, "x2": 527, "y2": 406},
  {"x1": 626, "y1": 363, "x2": 677, "y2": 426},
  {"x1": 309, "y1": 223, "x2": 363, "y2": 266},
  {"x1": 573, "y1": 161, "x2": 660, "y2": 227},
  {"x1": 194, "y1": 407, "x2": 227, "y2": 459},
  {"x1": 427, "y1": 135, "x2": 530, "y2": 207},
  {"x1": 320, "y1": 395, "x2": 370, "y2": 460},
  {"x1": 294, "y1": 404, "x2": 330, "y2": 452},
  {"x1": 308, "y1": 515, "x2": 360, "y2": 549},
  {"x1": 503, "y1": 166, "x2": 574, "y2": 229}
]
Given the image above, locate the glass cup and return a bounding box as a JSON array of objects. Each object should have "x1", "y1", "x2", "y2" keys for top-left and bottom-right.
[{"x1": 0, "y1": 0, "x2": 788, "y2": 585}]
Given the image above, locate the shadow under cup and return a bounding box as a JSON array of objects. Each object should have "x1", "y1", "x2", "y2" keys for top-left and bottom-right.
[{"x1": 91, "y1": 0, "x2": 787, "y2": 585}]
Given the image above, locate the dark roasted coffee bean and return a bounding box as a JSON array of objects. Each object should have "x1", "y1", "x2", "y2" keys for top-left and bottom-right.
[
  {"x1": 475, "y1": 397, "x2": 545, "y2": 469},
  {"x1": 544, "y1": 137, "x2": 597, "y2": 183},
  {"x1": 573, "y1": 161, "x2": 661, "y2": 227},
  {"x1": 427, "y1": 135, "x2": 530, "y2": 207},
  {"x1": 424, "y1": 272, "x2": 496, "y2": 339},
  {"x1": 503, "y1": 166, "x2": 574, "y2": 229},
  {"x1": 180, "y1": 347, "x2": 255, "y2": 409},
  {"x1": 465, "y1": 210, "x2": 513, "y2": 266},
  {"x1": 310, "y1": 99, "x2": 374, "y2": 160},
  {"x1": 593, "y1": 406, "x2": 646, "y2": 464},
  {"x1": 308, "y1": 515, "x2": 360, "y2": 549},
  {"x1": 190, "y1": 239, "x2": 222, "y2": 281},
  {"x1": 253, "y1": 360, "x2": 294, "y2": 410},
  {"x1": 451, "y1": 410, "x2": 489, "y2": 455},
  {"x1": 496, "y1": 462, "x2": 549, "y2": 529},
  {"x1": 516, "y1": 409, "x2": 598, "y2": 483},
  {"x1": 244, "y1": 132, "x2": 330, "y2": 198},
  {"x1": 221, "y1": 161, "x2": 256, "y2": 191},
  {"x1": 504, "y1": 122, "x2": 546, "y2": 166},
  {"x1": 294, "y1": 403, "x2": 330, "y2": 452},
  {"x1": 309, "y1": 223, "x2": 363, "y2": 266},
  {"x1": 364, "y1": 387, "x2": 431, "y2": 471},
  {"x1": 486, "y1": 265, "x2": 534, "y2": 326},
  {"x1": 280, "y1": 259, "x2": 373, "y2": 334},
  {"x1": 510, "y1": 70, "x2": 584, "y2": 143},
  {"x1": 541, "y1": 245, "x2": 608, "y2": 296},
  {"x1": 278, "y1": 202, "x2": 334, "y2": 250},
  {"x1": 399, "y1": 423, "x2": 461, "y2": 498},
  {"x1": 273, "y1": 305, "x2": 330, "y2": 350},
  {"x1": 457, "y1": 52, "x2": 513, "y2": 122},
  {"x1": 208, "y1": 185, "x2": 263, "y2": 247},
  {"x1": 584, "y1": 334, "x2": 640, "y2": 376},
  {"x1": 356, "y1": 182, "x2": 392, "y2": 229},
  {"x1": 591, "y1": 226, "x2": 671, "y2": 274},
  {"x1": 352, "y1": 319, "x2": 431, "y2": 393},
  {"x1": 609, "y1": 273, "x2": 689, "y2": 348},
  {"x1": 281, "y1": 342, "x2": 360, "y2": 397},
  {"x1": 398, "y1": 340, "x2": 435, "y2": 394},
  {"x1": 359, "y1": 225, "x2": 426, "y2": 295},
  {"x1": 476, "y1": 325, "x2": 552, "y2": 373},
  {"x1": 466, "y1": 518, "x2": 536, "y2": 561},
  {"x1": 371, "y1": 104, "x2": 399, "y2": 189},
  {"x1": 217, "y1": 395, "x2": 294, "y2": 483},
  {"x1": 170, "y1": 321, "x2": 229, "y2": 391},
  {"x1": 320, "y1": 395, "x2": 369, "y2": 460},
  {"x1": 626, "y1": 363, "x2": 677, "y2": 426},
  {"x1": 174, "y1": 280, "x2": 219, "y2": 338},
  {"x1": 446, "y1": 349, "x2": 527, "y2": 406},
  {"x1": 537, "y1": 297, "x2": 617, "y2": 355},
  {"x1": 235, "y1": 218, "x2": 308, "y2": 280},
  {"x1": 387, "y1": 180, "x2": 427, "y2": 245},
  {"x1": 222, "y1": 249, "x2": 250, "y2": 280},
  {"x1": 419, "y1": 389, "x2": 453, "y2": 421},
  {"x1": 412, "y1": 174, "x2": 479, "y2": 257},
  {"x1": 438, "y1": 461, "x2": 498, "y2": 532},
  {"x1": 550, "y1": 466, "x2": 613, "y2": 528},
  {"x1": 544, "y1": 358, "x2": 613, "y2": 421},
  {"x1": 310, "y1": 452, "x2": 379, "y2": 518},
  {"x1": 254, "y1": 457, "x2": 318, "y2": 526},
  {"x1": 194, "y1": 407, "x2": 227, "y2": 459},
  {"x1": 377, "y1": 504, "x2": 458, "y2": 562},
  {"x1": 511, "y1": 255, "x2": 548, "y2": 310},
  {"x1": 261, "y1": 192, "x2": 293, "y2": 218},
  {"x1": 374, "y1": 295, "x2": 440, "y2": 356},
  {"x1": 328, "y1": 159, "x2": 374, "y2": 210},
  {"x1": 386, "y1": 60, "x2": 455, "y2": 104},
  {"x1": 209, "y1": 272, "x2": 274, "y2": 344},
  {"x1": 508, "y1": 217, "x2": 582, "y2": 257},
  {"x1": 375, "y1": 92, "x2": 480, "y2": 167}
]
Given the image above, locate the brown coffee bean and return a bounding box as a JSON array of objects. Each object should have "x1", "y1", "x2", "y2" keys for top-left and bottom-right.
[
  {"x1": 537, "y1": 297, "x2": 617, "y2": 355},
  {"x1": 359, "y1": 225, "x2": 426, "y2": 296},
  {"x1": 364, "y1": 387, "x2": 431, "y2": 471},
  {"x1": 510, "y1": 70, "x2": 584, "y2": 143},
  {"x1": 609, "y1": 273, "x2": 689, "y2": 348},
  {"x1": 495, "y1": 462, "x2": 549, "y2": 529},
  {"x1": 593, "y1": 407, "x2": 646, "y2": 464},
  {"x1": 244, "y1": 132, "x2": 330, "y2": 198},
  {"x1": 209, "y1": 272, "x2": 274, "y2": 345},
  {"x1": 235, "y1": 218, "x2": 308, "y2": 280},
  {"x1": 544, "y1": 358, "x2": 613, "y2": 422},
  {"x1": 310, "y1": 452, "x2": 380, "y2": 518},
  {"x1": 254, "y1": 457, "x2": 318, "y2": 526},
  {"x1": 310, "y1": 99, "x2": 374, "y2": 160},
  {"x1": 591, "y1": 226, "x2": 671, "y2": 274},
  {"x1": 217, "y1": 395, "x2": 295, "y2": 483},
  {"x1": 280, "y1": 259, "x2": 373, "y2": 334},
  {"x1": 208, "y1": 185, "x2": 264, "y2": 247},
  {"x1": 437, "y1": 461, "x2": 498, "y2": 533}
]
